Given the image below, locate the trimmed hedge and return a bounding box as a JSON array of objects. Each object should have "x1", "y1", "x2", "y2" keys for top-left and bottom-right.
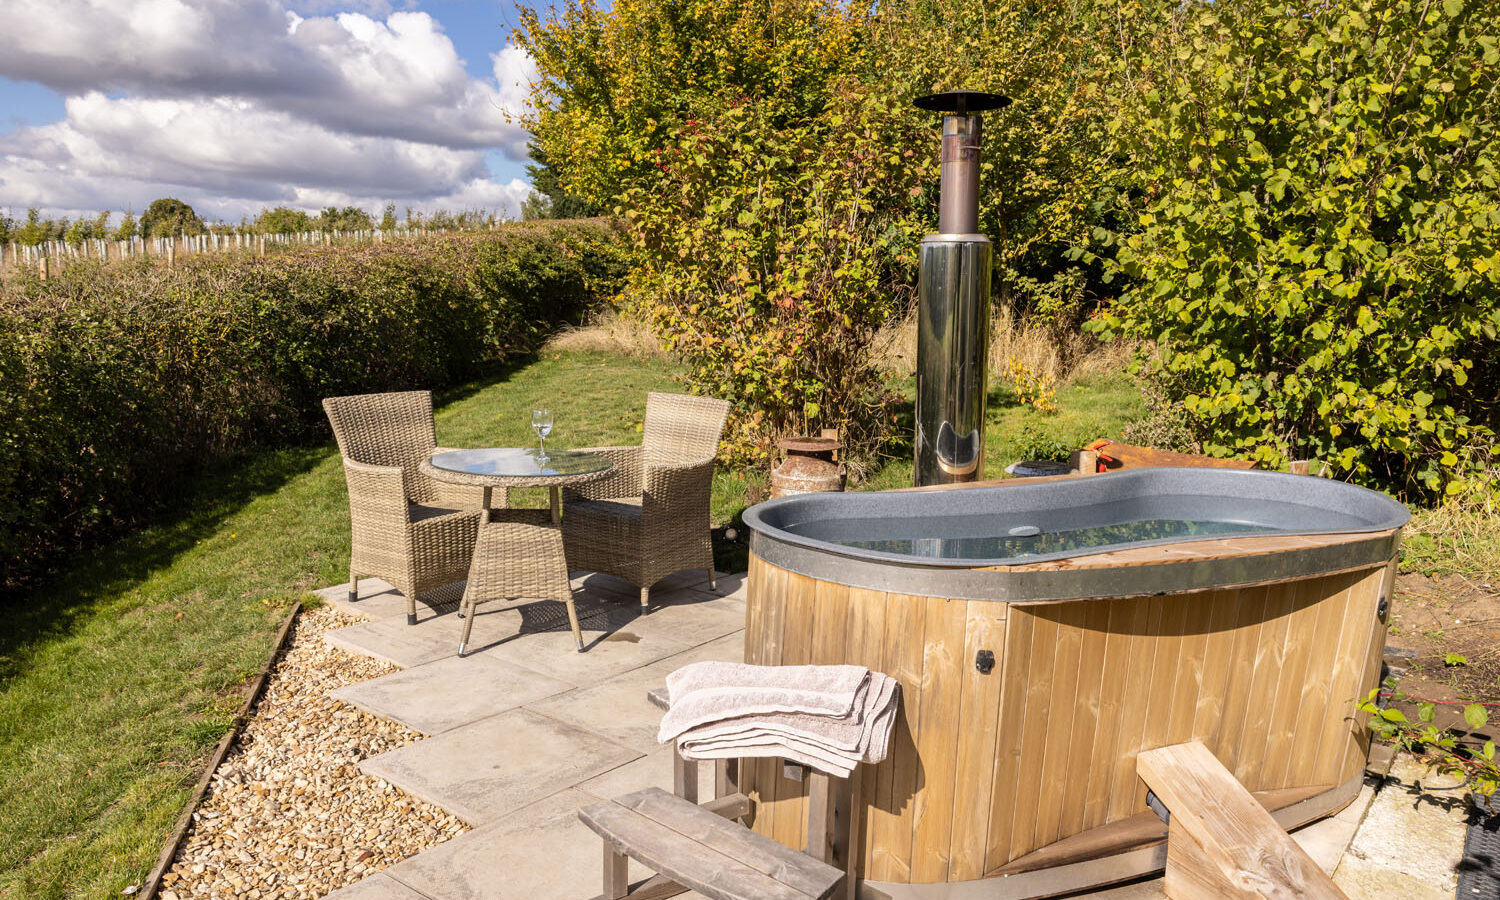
[{"x1": 0, "y1": 220, "x2": 627, "y2": 590}]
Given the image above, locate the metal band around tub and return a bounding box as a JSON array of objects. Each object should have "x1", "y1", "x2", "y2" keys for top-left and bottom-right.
[{"x1": 749, "y1": 529, "x2": 1400, "y2": 602}]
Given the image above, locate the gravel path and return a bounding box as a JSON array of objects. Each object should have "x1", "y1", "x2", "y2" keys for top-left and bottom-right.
[{"x1": 160, "y1": 605, "x2": 467, "y2": 899}]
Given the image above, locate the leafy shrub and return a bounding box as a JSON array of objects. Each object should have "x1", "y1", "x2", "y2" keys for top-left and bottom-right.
[
  {"x1": 1089, "y1": 0, "x2": 1500, "y2": 497},
  {"x1": 517, "y1": 0, "x2": 1137, "y2": 459},
  {"x1": 0, "y1": 221, "x2": 627, "y2": 590}
]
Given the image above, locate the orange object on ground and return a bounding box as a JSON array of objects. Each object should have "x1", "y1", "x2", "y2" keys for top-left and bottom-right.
[{"x1": 1084, "y1": 439, "x2": 1256, "y2": 473}]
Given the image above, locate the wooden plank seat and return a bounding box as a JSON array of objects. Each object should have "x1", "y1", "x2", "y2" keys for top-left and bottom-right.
[{"x1": 580, "y1": 787, "x2": 845, "y2": 900}]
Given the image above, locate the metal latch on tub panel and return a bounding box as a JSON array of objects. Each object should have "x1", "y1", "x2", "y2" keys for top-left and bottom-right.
[
  {"x1": 976, "y1": 649, "x2": 995, "y2": 674},
  {"x1": 1377, "y1": 595, "x2": 1389, "y2": 620}
]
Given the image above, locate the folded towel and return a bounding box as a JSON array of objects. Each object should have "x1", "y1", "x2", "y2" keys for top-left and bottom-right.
[
  {"x1": 669, "y1": 671, "x2": 901, "y2": 778},
  {"x1": 677, "y1": 673, "x2": 899, "y2": 755},
  {"x1": 658, "y1": 661, "x2": 872, "y2": 743}
]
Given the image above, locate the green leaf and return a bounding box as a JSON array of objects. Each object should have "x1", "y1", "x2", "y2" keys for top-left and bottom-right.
[
  {"x1": 1443, "y1": 0, "x2": 1463, "y2": 17},
  {"x1": 1445, "y1": 652, "x2": 1468, "y2": 666},
  {"x1": 1466, "y1": 704, "x2": 1489, "y2": 730}
]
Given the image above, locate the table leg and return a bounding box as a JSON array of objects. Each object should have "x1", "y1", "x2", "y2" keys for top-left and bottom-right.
[
  {"x1": 549, "y1": 486, "x2": 561, "y2": 525},
  {"x1": 481, "y1": 486, "x2": 493, "y2": 524}
]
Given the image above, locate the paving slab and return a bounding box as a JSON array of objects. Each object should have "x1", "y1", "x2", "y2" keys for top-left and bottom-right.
[
  {"x1": 322, "y1": 872, "x2": 431, "y2": 899},
  {"x1": 473, "y1": 607, "x2": 702, "y2": 686},
  {"x1": 331, "y1": 654, "x2": 574, "y2": 735},
  {"x1": 317, "y1": 578, "x2": 464, "y2": 623},
  {"x1": 526, "y1": 631, "x2": 744, "y2": 753},
  {"x1": 324, "y1": 588, "x2": 633, "y2": 669},
  {"x1": 380, "y1": 788, "x2": 659, "y2": 900},
  {"x1": 1335, "y1": 756, "x2": 1470, "y2": 899},
  {"x1": 359, "y1": 708, "x2": 640, "y2": 825}
]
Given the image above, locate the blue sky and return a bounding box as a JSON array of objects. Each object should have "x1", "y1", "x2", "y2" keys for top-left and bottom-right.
[{"x1": 0, "y1": 0, "x2": 542, "y2": 222}]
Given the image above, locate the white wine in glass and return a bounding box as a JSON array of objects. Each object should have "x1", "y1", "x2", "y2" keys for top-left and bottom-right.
[{"x1": 531, "y1": 408, "x2": 554, "y2": 463}]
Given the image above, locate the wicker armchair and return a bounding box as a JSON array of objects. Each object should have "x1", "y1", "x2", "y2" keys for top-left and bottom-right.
[
  {"x1": 563, "y1": 392, "x2": 730, "y2": 608},
  {"x1": 323, "y1": 391, "x2": 501, "y2": 624}
]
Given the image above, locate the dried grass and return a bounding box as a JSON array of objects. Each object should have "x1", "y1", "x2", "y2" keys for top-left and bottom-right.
[
  {"x1": 545, "y1": 308, "x2": 669, "y2": 358},
  {"x1": 870, "y1": 305, "x2": 1133, "y2": 385}
]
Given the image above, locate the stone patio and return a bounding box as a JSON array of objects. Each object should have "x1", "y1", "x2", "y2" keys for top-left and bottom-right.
[{"x1": 312, "y1": 571, "x2": 1472, "y2": 900}]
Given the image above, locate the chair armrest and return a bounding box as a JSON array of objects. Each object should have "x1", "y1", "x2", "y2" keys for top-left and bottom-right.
[
  {"x1": 642, "y1": 457, "x2": 716, "y2": 528},
  {"x1": 341, "y1": 457, "x2": 411, "y2": 526},
  {"x1": 565, "y1": 445, "x2": 645, "y2": 500}
]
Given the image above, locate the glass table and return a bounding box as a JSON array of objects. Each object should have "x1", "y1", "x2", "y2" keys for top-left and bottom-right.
[
  {"x1": 422, "y1": 448, "x2": 613, "y2": 525},
  {"x1": 420, "y1": 448, "x2": 614, "y2": 654}
]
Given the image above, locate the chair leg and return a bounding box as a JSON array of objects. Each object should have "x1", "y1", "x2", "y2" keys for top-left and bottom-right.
[
  {"x1": 458, "y1": 595, "x2": 476, "y2": 657},
  {"x1": 640, "y1": 585, "x2": 650, "y2": 609},
  {"x1": 348, "y1": 570, "x2": 359, "y2": 603},
  {"x1": 564, "y1": 590, "x2": 584, "y2": 652},
  {"x1": 407, "y1": 590, "x2": 417, "y2": 626},
  {"x1": 707, "y1": 568, "x2": 717, "y2": 592}
]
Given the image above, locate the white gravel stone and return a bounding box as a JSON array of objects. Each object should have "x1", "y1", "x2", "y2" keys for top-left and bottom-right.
[{"x1": 161, "y1": 606, "x2": 467, "y2": 898}]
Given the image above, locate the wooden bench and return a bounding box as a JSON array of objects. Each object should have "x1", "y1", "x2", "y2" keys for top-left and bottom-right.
[
  {"x1": 580, "y1": 787, "x2": 845, "y2": 900},
  {"x1": 577, "y1": 686, "x2": 857, "y2": 900},
  {"x1": 1137, "y1": 741, "x2": 1348, "y2": 899}
]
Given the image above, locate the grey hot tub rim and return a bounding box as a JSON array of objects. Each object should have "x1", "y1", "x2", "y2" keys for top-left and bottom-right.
[{"x1": 743, "y1": 467, "x2": 1409, "y2": 602}]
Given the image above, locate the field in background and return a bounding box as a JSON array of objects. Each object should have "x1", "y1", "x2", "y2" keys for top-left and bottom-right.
[{"x1": 0, "y1": 226, "x2": 505, "y2": 282}]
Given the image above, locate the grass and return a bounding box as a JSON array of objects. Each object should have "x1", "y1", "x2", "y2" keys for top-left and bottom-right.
[
  {"x1": 0, "y1": 349, "x2": 726, "y2": 899},
  {"x1": 861, "y1": 373, "x2": 1146, "y2": 491}
]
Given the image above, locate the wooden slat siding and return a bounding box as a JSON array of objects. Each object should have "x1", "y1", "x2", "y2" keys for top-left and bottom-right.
[
  {"x1": 808, "y1": 580, "x2": 852, "y2": 853},
  {"x1": 741, "y1": 556, "x2": 767, "y2": 832},
  {"x1": 1008, "y1": 609, "x2": 1060, "y2": 860},
  {"x1": 1278, "y1": 572, "x2": 1359, "y2": 789},
  {"x1": 1189, "y1": 590, "x2": 1241, "y2": 746},
  {"x1": 774, "y1": 570, "x2": 820, "y2": 851},
  {"x1": 947, "y1": 602, "x2": 1008, "y2": 880},
  {"x1": 750, "y1": 561, "x2": 789, "y2": 842},
  {"x1": 1106, "y1": 596, "x2": 1164, "y2": 821},
  {"x1": 1059, "y1": 599, "x2": 1110, "y2": 838},
  {"x1": 1259, "y1": 578, "x2": 1318, "y2": 788},
  {"x1": 909, "y1": 597, "x2": 968, "y2": 882},
  {"x1": 1034, "y1": 602, "x2": 1087, "y2": 849},
  {"x1": 1165, "y1": 588, "x2": 1215, "y2": 749},
  {"x1": 1233, "y1": 580, "x2": 1299, "y2": 789},
  {"x1": 869, "y1": 592, "x2": 928, "y2": 883},
  {"x1": 845, "y1": 587, "x2": 890, "y2": 883},
  {"x1": 984, "y1": 603, "x2": 1035, "y2": 872},
  {"x1": 1311, "y1": 568, "x2": 1385, "y2": 785},
  {"x1": 1213, "y1": 585, "x2": 1271, "y2": 765},
  {"x1": 1314, "y1": 573, "x2": 1374, "y2": 786},
  {"x1": 1341, "y1": 559, "x2": 1397, "y2": 781},
  {"x1": 1132, "y1": 595, "x2": 1189, "y2": 811},
  {"x1": 1082, "y1": 597, "x2": 1146, "y2": 829}
]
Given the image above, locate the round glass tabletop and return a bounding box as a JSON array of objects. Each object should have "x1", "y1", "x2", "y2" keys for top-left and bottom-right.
[{"x1": 427, "y1": 447, "x2": 612, "y2": 479}]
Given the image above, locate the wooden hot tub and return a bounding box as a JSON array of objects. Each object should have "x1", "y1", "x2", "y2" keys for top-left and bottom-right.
[{"x1": 738, "y1": 468, "x2": 1407, "y2": 899}]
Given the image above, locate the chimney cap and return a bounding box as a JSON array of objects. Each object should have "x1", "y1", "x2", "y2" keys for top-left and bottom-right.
[{"x1": 914, "y1": 91, "x2": 1012, "y2": 115}]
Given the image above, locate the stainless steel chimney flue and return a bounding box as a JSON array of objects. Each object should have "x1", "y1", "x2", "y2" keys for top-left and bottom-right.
[{"x1": 912, "y1": 90, "x2": 1011, "y2": 487}]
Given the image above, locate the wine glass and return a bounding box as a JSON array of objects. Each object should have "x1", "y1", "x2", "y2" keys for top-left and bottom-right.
[{"x1": 531, "y1": 408, "x2": 554, "y2": 464}]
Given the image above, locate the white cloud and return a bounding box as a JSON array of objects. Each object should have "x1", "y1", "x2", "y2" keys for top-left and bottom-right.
[{"x1": 0, "y1": 0, "x2": 537, "y2": 221}]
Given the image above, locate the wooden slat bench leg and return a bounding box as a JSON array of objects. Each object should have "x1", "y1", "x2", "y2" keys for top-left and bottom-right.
[
  {"x1": 674, "y1": 752, "x2": 699, "y2": 804},
  {"x1": 604, "y1": 842, "x2": 630, "y2": 900}
]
